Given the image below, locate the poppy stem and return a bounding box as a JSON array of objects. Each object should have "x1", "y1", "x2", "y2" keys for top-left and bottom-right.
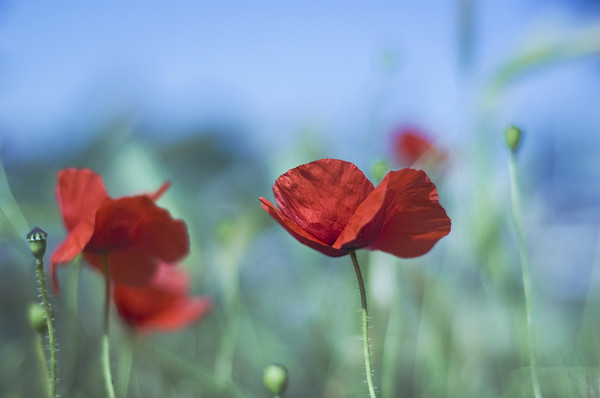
[
  {"x1": 35, "y1": 259, "x2": 57, "y2": 398},
  {"x1": 101, "y1": 255, "x2": 116, "y2": 398},
  {"x1": 509, "y1": 153, "x2": 542, "y2": 398},
  {"x1": 34, "y1": 332, "x2": 50, "y2": 393},
  {"x1": 350, "y1": 250, "x2": 377, "y2": 398}
]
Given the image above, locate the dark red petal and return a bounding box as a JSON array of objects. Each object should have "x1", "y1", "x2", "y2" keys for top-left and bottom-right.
[
  {"x1": 113, "y1": 265, "x2": 211, "y2": 333},
  {"x1": 133, "y1": 206, "x2": 189, "y2": 263},
  {"x1": 272, "y1": 159, "x2": 374, "y2": 245},
  {"x1": 51, "y1": 168, "x2": 110, "y2": 292},
  {"x1": 260, "y1": 198, "x2": 347, "y2": 257},
  {"x1": 366, "y1": 169, "x2": 451, "y2": 257},
  {"x1": 87, "y1": 196, "x2": 189, "y2": 263},
  {"x1": 332, "y1": 183, "x2": 388, "y2": 250},
  {"x1": 84, "y1": 248, "x2": 160, "y2": 286}
]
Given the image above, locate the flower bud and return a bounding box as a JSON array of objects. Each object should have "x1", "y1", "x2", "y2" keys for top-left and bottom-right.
[
  {"x1": 263, "y1": 363, "x2": 288, "y2": 396},
  {"x1": 27, "y1": 227, "x2": 48, "y2": 261},
  {"x1": 371, "y1": 159, "x2": 390, "y2": 184},
  {"x1": 504, "y1": 125, "x2": 523, "y2": 153},
  {"x1": 28, "y1": 303, "x2": 47, "y2": 333}
]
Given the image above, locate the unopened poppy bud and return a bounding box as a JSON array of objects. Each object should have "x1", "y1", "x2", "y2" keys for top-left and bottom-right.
[
  {"x1": 263, "y1": 363, "x2": 288, "y2": 396},
  {"x1": 371, "y1": 159, "x2": 390, "y2": 184},
  {"x1": 28, "y1": 303, "x2": 47, "y2": 333},
  {"x1": 27, "y1": 227, "x2": 48, "y2": 261},
  {"x1": 505, "y1": 125, "x2": 523, "y2": 153}
]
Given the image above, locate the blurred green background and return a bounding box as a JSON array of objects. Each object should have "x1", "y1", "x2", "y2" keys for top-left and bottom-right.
[{"x1": 2, "y1": 1, "x2": 600, "y2": 397}]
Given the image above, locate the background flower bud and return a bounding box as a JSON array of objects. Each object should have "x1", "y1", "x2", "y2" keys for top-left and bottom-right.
[
  {"x1": 371, "y1": 159, "x2": 390, "y2": 184},
  {"x1": 505, "y1": 125, "x2": 523, "y2": 153},
  {"x1": 28, "y1": 303, "x2": 47, "y2": 333},
  {"x1": 263, "y1": 363, "x2": 288, "y2": 396}
]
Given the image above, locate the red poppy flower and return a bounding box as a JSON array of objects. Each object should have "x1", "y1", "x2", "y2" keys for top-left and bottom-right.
[
  {"x1": 393, "y1": 126, "x2": 446, "y2": 166},
  {"x1": 113, "y1": 263, "x2": 212, "y2": 334},
  {"x1": 259, "y1": 159, "x2": 450, "y2": 258},
  {"x1": 50, "y1": 168, "x2": 189, "y2": 293}
]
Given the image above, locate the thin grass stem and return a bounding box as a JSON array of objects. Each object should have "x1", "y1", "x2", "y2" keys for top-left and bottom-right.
[
  {"x1": 509, "y1": 153, "x2": 542, "y2": 398},
  {"x1": 102, "y1": 255, "x2": 116, "y2": 398}
]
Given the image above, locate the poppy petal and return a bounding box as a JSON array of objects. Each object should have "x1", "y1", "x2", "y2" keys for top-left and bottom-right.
[
  {"x1": 56, "y1": 168, "x2": 109, "y2": 231},
  {"x1": 87, "y1": 196, "x2": 189, "y2": 265},
  {"x1": 132, "y1": 202, "x2": 189, "y2": 263},
  {"x1": 149, "y1": 181, "x2": 171, "y2": 202},
  {"x1": 135, "y1": 296, "x2": 212, "y2": 333},
  {"x1": 272, "y1": 159, "x2": 374, "y2": 245},
  {"x1": 51, "y1": 168, "x2": 109, "y2": 292},
  {"x1": 85, "y1": 248, "x2": 160, "y2": 286},
  {"x1": 50, "y1": 223, "x2": 96, "y2": 292},
  {"x1": 332, "y1": 182, "x2": 388, "y2": 250},
  {"x1": 260, "y1": 197, "x2": 347, "y2": 257},
  {"x1": 113, "y1": 264, "x2": 211, "y2": 333},
  {"x1": 367, "y1": 169, "x2": 451, "y2": 257}
]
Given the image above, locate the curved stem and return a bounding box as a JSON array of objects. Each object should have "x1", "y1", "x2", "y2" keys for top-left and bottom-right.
[
  {"x1": 350, "y1": 250, "x2": 377, "y2": 398},
  {"x1": 34, "y1": 333, "x2": 50, "y2": 392},
  {"x1": 102, "y1": 255, "x2": 116, "y2": 398},
  {"x1": 36, "y1": 259, "x2": 57, "y2": 398},
  {"x1": 509, "y1": 154, "x2": 542, "y2": 398}
]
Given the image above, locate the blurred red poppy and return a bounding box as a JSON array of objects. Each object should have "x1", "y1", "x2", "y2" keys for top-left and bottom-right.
[
  {"x1": 260, "y1": 158, "x2": 450, "y2": 258},
  {"x1": 113, "y1": 263, "x2": 211, "y2": 334},
  {"x1": 393, "y1": 126, "x2": 446, "y2": 167},
  {"x1": 50, "y1": 168, "x2": 189, "y2": 292}
]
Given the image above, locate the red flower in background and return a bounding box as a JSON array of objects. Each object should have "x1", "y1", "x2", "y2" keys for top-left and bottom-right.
[
  {"x1": 113, "y1": 263, "x2": 211, "y2": 334},
  {"x1": 259, "y1": 159, "x2": 450, "y2": 258},
  {"x1": 393, "y1": 126, "x2": 446, "y2": 167},
  {"x1": 50, "y1": 168, "x2": 189, "y2": 293}
]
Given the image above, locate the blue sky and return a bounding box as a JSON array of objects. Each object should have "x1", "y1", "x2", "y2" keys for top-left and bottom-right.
[{"x1": 0, "y1": 1, "x2": 598, "y2": 164}]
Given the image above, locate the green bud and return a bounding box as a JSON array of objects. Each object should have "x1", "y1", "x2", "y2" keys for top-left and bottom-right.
[
  {"x1": 28, "y1": 303, "x2": 47, "y2": 333},
  {"x1": 215, "y1": 219, "x2": 236, "y2": 244},
  {"x1": 263, "y1": 363, "x2": 288, "y2": 396},
  {"x1": 504, "y1": 125, "x2": 523, "y2": 153},
  {"x1": 26, "y1": 227, "x2": 48, "y2": 261},
  {"x1": 371, "y1": 159, "x2": 390, "y2": 184}
]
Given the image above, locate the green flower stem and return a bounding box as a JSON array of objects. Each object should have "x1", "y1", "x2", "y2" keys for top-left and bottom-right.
[
  {"x1": 509, "y1": 153, "x2": 542, "y2": 398},
  {"x1": 35, "y1": 258, "x2": 57, "y2": 398},
  {"x1": 34, "y1": 332, "x2": 50, "y2": 394},
  {"x1": 102, "y1": 255, "x2": 116, "y2": 398},
  {"x1": 350, "y1": 250, "x2": 377, "y2": 398}
]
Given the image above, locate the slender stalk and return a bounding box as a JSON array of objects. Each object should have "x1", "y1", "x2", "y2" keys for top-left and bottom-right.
[
  {"x1": 509, "y1": 153, "x2": 542, "y2": 398},
  {"x1": 102, "y1": 255, "x2": 116, "y2": 398},
  {"x1": 350, "y1": 250, "x2": 377, "y2": 398},
  {"x1": 118, "y1": 335, "x2": 135, "y2": 398},
  {"x1": 36, "y1": 258, "x2": 57, "y2": 398},
  {"x1": 34, "y1": 330, "x2": 50, "y2": 394},
  {"x1": 381, "y1": 287, "x2": 401, "y2": 398}
]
